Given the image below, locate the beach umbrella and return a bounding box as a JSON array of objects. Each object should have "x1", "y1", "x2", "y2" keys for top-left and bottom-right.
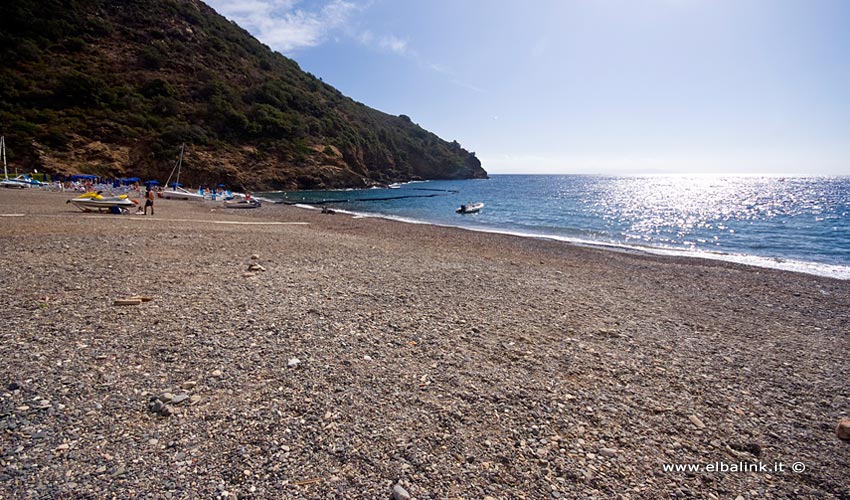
[
  {"x1": 70, "y1": 174, "x2": 98, "y2": 181},
  {"x1": 169, "y1": 182, "x2": 183, "y2": 188},
  {"x1": 144, "y1": 179, "x2": 160, "y2": 186},
  {"x1": 217, "y1": 184, "x2": 226, "y2": 187}
]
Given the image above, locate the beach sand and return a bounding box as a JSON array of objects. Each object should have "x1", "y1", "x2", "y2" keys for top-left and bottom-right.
[{"x1": 1, "y1": 188, "x2": 848, "y2": 499}]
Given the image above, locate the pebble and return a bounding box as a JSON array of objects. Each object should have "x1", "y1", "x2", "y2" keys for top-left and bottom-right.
[
  {"x1": 171, "y1": 393, "x2": 189, "y2": 405},
  {"x1": 598, "y1": 448, "x2": 617, "y2": 458},
  {"x1": 392, "y1": 483, "x2": 411, "y2": 500},
  {"x1": 688, "y1": 414, "x2": 706, "y2": 429},
  {"x1": 287, "y1": 358, "x2": 301, "y2": 368},
  {"x1": 147, "y1": 398, "x2": 173, "y2": 417},
  {"x1": 837, "y1": 418, "x2": 850, "y2": 440},
  {"x1": 113, "y1": 298, "x2": 142, "y2": 306},
  {"x1": 211, "y1": 369, "x2": 223, "y2": 377}
]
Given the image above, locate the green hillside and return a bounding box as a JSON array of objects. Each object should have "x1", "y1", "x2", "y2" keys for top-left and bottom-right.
[{"x1": 0, "y1": 0, "x2": 487, "y2": 189}]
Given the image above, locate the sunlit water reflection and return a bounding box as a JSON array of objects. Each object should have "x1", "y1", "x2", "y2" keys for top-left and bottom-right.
[{"x1": 265, "y1": 175, "x2": 850, "y2": 279}]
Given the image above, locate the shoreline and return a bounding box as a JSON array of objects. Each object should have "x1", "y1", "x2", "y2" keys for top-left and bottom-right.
[
  {"x1": 23, "y1": 187, "x2": 850, "y2": 282},
  {"x1": 1, "y1": 188, "x2": 849, "y2": 499},
  {"x1": 287, "y1": 203, "x2": 850, "y2": 281}
]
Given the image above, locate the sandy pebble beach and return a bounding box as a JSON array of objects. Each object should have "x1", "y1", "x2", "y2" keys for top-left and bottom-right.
[{"x1": 1, "y1": 188, "x2": 848, "y2": 499}]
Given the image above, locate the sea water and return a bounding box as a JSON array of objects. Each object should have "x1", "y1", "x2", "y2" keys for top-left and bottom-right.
[{"x1": 263, "y1": 175, "x2": 850, "y2": 279}]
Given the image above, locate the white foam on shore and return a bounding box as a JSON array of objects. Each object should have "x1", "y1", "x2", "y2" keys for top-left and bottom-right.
[{"x1": 290, "y1": 204, "x2": 850, "y2": 280}]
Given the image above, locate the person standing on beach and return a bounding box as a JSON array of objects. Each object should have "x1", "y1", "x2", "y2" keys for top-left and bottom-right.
[{"x1": 144, "y1": 187, "x2": 155, "y2": 215}]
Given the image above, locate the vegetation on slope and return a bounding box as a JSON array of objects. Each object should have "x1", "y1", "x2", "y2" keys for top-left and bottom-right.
[{"x1": 0, "y1": 0, "x2": 487, "y2": 189}]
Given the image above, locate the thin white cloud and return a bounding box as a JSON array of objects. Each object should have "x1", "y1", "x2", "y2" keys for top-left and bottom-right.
[
  {"x1": 449, "y1": 78, "x2": 486, "y2": 93},
  {"x1": 206, "y1": 0, "x2": 357, "y2": 53},
  {"x1": 356, "y1": 29, "x2": 374, "y2": 45},
  {"x1": 422, "y1": 62, "x2": 487, "y2": 93},
  {"x1": 377, "y1": 35, "x2": 408, "y2": 55},
  {"x1": 427, "y1": 63, "x2": 450, "y2": 74},
  {"x1": 531, "y1": 38, "x2": 548, "y2": 58},
  {"x1": 206, "y1": 1, "x2": 484, "y2": 94}
]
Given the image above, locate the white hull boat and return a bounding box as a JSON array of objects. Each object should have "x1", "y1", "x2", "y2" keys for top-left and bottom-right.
[
  {"x1": 1, "y1": 136, "x2": 40, "y2": 188},
  {"x1": 223, "y1": 198, "x2": 261, "y2": 209},
  {"x1": 161, "y1": 144, "x2": 205, "y2": 201},
  {"x1": 161, "y1": 187, "x2": 206, "y2": 201},
  {"x1": 456, "y1": 202, "x2": 484, "y2": 214},
  {"x1": 1, "y1": 178, "x2": 32, "y2": 189}
]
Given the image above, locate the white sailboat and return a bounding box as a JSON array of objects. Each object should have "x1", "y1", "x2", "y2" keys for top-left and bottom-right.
[
  {"x1": 1, "y1": 136, "x2": 41, "y2": 189},
  {"x1": 161, "y1": 143, "x2": 205, "y2": 201}
]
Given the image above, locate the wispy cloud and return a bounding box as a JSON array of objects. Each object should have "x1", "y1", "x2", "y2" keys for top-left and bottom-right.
[
  {"x1": 354, "y1": 30, "x2": 409, "y2": 56},
  {"x1": 377, "y1": 34, "x2": 408, "y2": 55},
  {"x1": 206, "y1": 1, "x2": 483, "y2": 93},
  {"x1": 206, "y1": 0, "x2": 358, "y2": 53}
]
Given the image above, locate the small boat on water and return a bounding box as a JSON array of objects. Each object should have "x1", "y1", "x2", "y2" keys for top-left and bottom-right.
[
  {"x1": 223, "y1": 198, "x2": 261, "y2": 209},
  {"x1": 456, "y1": 202, "x2": 484, "y2": 214},
  {"x1": 68, "y1": 192, "x2": 137, "y2": 212}
]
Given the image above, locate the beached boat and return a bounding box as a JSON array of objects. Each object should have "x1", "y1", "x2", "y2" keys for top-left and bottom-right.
[
  {"x1": 1, "y1": 174, "x2": 40, "y2": 189},
  {"x1": 162, "y1": 186, "x2": 206, "y2": 201},
  {"x1": 161, "y1": 144, "x2": 206, "y2": 201},
  {"x1": 1, "y1": 136, "x2": 41, "y2": 189},
  {"x1": 223, "y1": 198, "x2": 261, "y2": 209},
  {"x1": 68, "y1": 192, "x2": 137, "y2": 212},
  {"x1": 456, "y1": 202, "x2": 484, "y2": 214}
]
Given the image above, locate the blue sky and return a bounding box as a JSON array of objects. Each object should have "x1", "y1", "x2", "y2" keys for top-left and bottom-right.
[{"x1": 205, "y1": 0, "x2": 850, "y2": 175}]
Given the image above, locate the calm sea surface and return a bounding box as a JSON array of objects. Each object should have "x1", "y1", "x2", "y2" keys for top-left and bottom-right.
[{"x1": 263, "y1": 175, "x2": 850, "y2": 279}]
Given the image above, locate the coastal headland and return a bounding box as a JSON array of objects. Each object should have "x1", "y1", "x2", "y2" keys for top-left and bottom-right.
[{"x1": 1, "y1": 189, "x2": 848, "y2": 499}]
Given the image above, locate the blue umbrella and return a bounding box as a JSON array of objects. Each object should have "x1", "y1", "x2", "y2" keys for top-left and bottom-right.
[
  {"x1": 145, "y1": 179, "x2": 160, "y2": 186},
  {"x1": 217, "y1": 184, "x2": 226, "y2": 187},
  {"x1": 169, "y1": 182, "x2": 183, "y2": 188}
]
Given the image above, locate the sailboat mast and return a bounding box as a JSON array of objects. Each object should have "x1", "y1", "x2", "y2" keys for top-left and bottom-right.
[
  {"x1": 175, "y1": 143, "x2": 185, "y2": 188},
  {"x1": 1, "y1": 136, "x2": 6, "y2": 179}
]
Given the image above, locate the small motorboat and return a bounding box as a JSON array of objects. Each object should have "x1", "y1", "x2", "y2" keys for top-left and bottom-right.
[
  {"x1": 68, "y1": 192, "x2": 137, "y2": 212},
  {"x1": 456, "y1": 202, "x2": 484, "y2": 214},
  {"x1": 223, "y1": 198, "x2": 261, "y2": 209}
]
